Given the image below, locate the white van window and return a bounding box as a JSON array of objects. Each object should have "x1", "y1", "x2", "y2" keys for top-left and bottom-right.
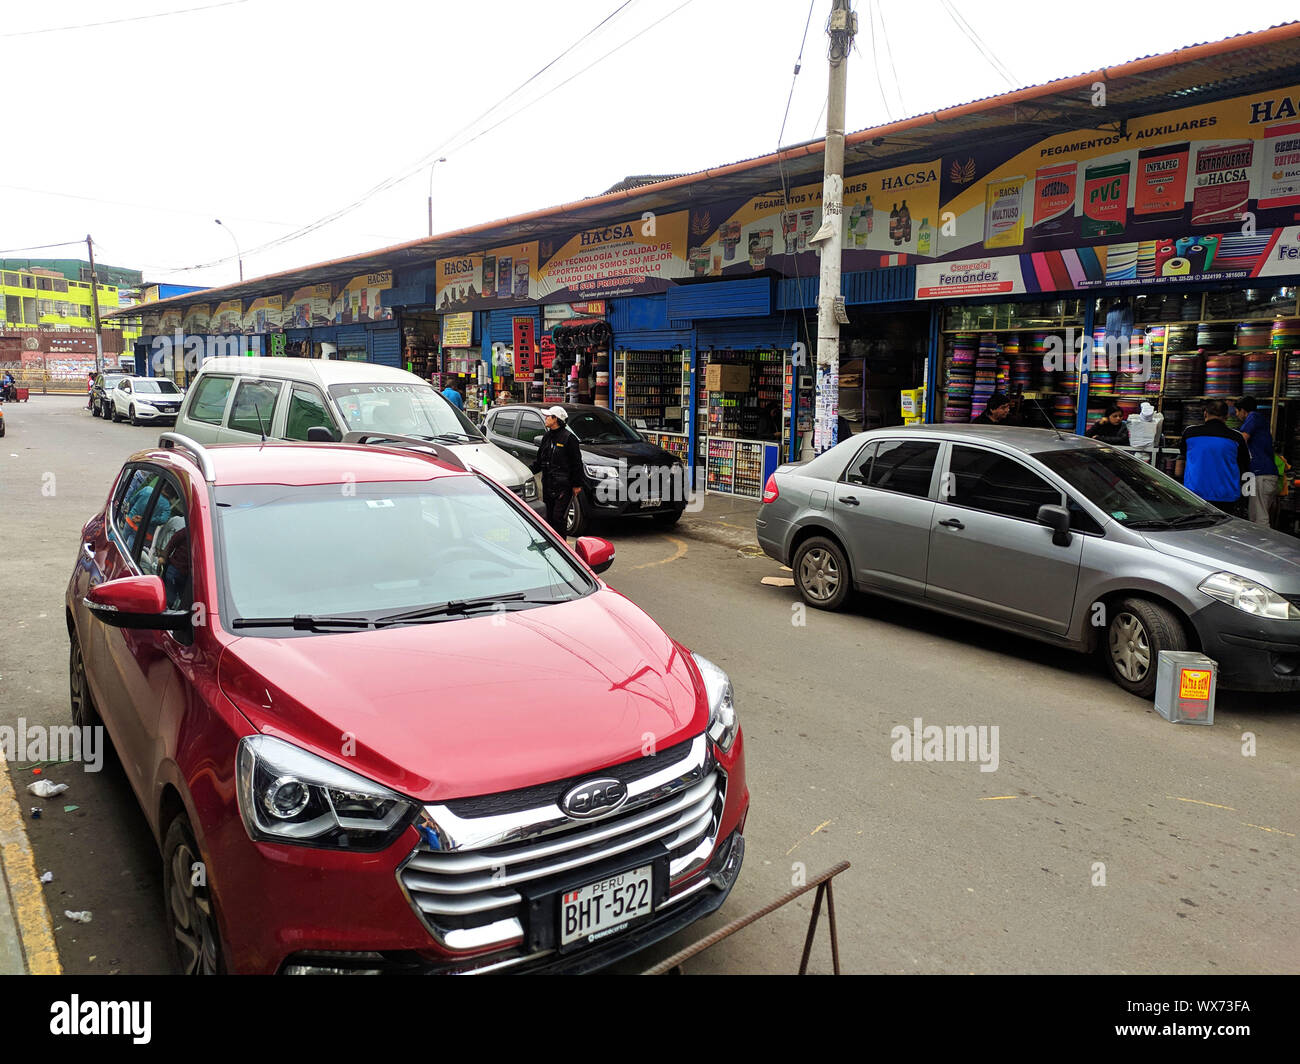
[
  {"x1": 285, "y1": 386, "x2": 339, "y2": 441},
  {"x1": 189, "y1": 375, "x2": 234, "y2": 424},
  {"x1": 228, "y1": 380, "x2": 282, "y2": 436}
]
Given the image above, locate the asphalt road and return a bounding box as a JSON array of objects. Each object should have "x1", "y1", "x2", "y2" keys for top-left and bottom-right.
[{"x1": 2, "y1": 395, "x2": 1297, "y2": 975}]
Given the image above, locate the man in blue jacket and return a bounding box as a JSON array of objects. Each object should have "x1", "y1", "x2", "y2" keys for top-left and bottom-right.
[{"x1": 1176, "y1": 400, "x2": 1249, "y2": 516}]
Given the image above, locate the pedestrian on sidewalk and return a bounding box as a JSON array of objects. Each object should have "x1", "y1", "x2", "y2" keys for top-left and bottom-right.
[
  {"x1": 1176, "y1": 400, "x2": 1249, "y2": 517},
  {"x1": 532, "y1": 406, "x2": 585, "y2": 535}
]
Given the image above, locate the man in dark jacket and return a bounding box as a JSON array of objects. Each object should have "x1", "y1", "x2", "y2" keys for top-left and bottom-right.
[
  {"x1": 532, "y1": 406, "x2": 585, "y2": 535},
  {"x1": 1176, "y1": 400, "x2": 1250, "y2": 516}
]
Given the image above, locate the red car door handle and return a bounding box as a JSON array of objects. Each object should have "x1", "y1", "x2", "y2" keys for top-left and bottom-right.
[{"x1": 938, "y1": 518, "x2": 965, "y2": 530}]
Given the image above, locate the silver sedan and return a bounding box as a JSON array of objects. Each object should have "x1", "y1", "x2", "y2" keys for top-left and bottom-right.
[{"x1": 756, "y1": 425, "x2": 1300, "y2": 697}]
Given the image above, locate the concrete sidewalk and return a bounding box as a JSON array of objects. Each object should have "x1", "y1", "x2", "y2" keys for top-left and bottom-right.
[
  {"x1": 675, "y1": 492, "x2": 763, "y2": 551},
  {"x1": 0, "y1": 747, "x2": 61, "y2": 973}
]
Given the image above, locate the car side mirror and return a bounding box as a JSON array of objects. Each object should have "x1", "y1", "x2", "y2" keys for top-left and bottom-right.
[
  {"x1": 306, "y1": 426, "x2": 335, "y2": 443},
  {"x1": 1037, "y1": 504, "x2": 1073, "y2": 547},
  {"x1": 85, "y1": 575, "x2": 190, "y2": 631},
  {"x1": 574, "y1": 536, "x2": 615, "y2": 575}
]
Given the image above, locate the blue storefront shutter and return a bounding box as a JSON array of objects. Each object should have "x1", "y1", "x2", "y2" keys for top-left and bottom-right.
[
  {"x1": 666, "y1": 278, "x2": 772, "y2": 320},
  {"x1": 370, "y1": 328, "x2": 402, "y2": 367},
  {"x1": 488, "y1": 307, "x2": 539, "y2": 343}
]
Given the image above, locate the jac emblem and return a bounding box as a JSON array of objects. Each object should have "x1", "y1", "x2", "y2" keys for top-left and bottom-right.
[{"x1": 561, "y1": 778, "x2": 628, "y2": 819}]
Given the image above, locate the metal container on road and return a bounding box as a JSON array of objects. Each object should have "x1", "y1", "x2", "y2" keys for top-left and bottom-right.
[{"x1": 1154, "y1": 651, "x2": 1217, "y2": 724}]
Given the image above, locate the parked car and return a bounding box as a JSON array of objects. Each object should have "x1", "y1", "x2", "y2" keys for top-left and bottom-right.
[
  {"x1": 67, "y1": 432, "x2": 747, "y2": 973},
  {"x1": 484, "y1": 403, "x2": 687, "y2": 534},
  {"x1": 91, "y1": 370, "x2": 129, "y2": 418},
  {"x1": 174, "y1": 357, "x2": 541, "y2": 512},
  {"x1": 109, "y1": 376, "x2": 185, "y2": 425},
  {"x1": 757, "y1": 424, "x2": 1300, "y2": 697}
]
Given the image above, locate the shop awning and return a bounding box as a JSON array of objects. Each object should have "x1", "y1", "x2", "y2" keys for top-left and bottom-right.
[{"x1": 106, "y1": 20, "x2": 1300, "y2": 322}]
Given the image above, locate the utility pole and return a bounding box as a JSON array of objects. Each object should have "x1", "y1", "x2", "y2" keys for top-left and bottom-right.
[
  {"x1": 813, "y1": 0, "x2": 856, "y2": 453},
  {"x1": 86, "y1": 234, "x2": 104, "y2": 374},
  {"x1": 427, "y1": 157, "x2": 447, "y2": 237}
]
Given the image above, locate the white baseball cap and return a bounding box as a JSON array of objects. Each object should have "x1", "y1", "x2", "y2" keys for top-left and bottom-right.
[{"x1": 542, "y1": 405, "x2": 568, "y2": 420}]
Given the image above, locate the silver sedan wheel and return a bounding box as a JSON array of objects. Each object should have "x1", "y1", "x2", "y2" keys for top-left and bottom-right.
[
  {"x1": 798, "y1": 547, "x2": 840, "y2": 602},
  {"x1": 1109, "y1": 612, "x2": 1151, "y2": 682}
]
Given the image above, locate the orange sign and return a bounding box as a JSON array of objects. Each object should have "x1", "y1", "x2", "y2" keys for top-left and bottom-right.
[{"x1": 1179, "y1": 669, "x2": 1212, "y2": 700}]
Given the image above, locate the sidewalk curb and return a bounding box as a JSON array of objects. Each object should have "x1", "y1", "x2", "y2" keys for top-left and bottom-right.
[
  {"x1": 675, "y1": 516, "x2": 762, "y2": 552},
  {"x1": 0, "y1": 746, "x2": 62, "y2": 975}
]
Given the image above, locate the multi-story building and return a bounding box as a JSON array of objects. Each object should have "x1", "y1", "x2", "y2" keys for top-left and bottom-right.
[{"x1": 0, "y1": 259, "x2": 148, "y2": 386}]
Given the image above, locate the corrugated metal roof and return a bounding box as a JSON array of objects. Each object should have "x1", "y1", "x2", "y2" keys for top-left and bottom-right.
[{"x1": 107, "y1": 20, "x2": 1300, "y2": 319}]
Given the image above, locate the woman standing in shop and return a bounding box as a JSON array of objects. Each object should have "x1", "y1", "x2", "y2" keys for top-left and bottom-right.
[{"x1": 1085, "y1": 405, "x2": 1131, "y2": 445}]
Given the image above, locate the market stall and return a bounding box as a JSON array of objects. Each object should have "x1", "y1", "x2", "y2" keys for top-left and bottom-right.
[
  {"x1": 697, "y1": 348, "x2": 786, "y2": 498},
  {"x1": 612, "y1": 348, "x2": 690, "y2": 460}
]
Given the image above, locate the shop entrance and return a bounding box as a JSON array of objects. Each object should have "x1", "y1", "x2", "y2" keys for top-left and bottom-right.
[{"x1": 836, "y1": 308, "x2": 929, "y2": 439}]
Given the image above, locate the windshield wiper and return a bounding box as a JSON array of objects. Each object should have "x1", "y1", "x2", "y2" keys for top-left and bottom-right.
[
  {"x1": 1168, "y1": 511, "x2": 1228, "y2": 528},
  {"x1": 373, "y1": 592, "x2": 531, "y2": 624},
  {"x1": 1127, "y1": 512, "x2": 1227, "y2": 531},
  {"x1": 232, "y1": 614, "x2": 375, "y2": 631},
  {"x1": 424, "y1": 431, "x2": 481, "y2": 443}
]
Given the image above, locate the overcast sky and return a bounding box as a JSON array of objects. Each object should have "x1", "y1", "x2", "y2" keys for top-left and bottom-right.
[{"x1": 2, "y1": 0, "x2": 1295, "y2": 289}]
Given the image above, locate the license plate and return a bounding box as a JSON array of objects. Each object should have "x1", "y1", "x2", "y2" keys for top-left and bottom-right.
[
  {"x1": 559, "y1": 864, "x2": 654, "y2": 946},
  {"x1": 639, "y1": 496, "x2": 661, "y2": 508}
]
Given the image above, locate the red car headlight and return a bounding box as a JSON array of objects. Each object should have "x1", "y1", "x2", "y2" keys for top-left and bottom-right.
[
  {"x1": 692, "y1": 653, "x2": 739, "y2": 753},
  {"x1": 236, "y1": 735, "x2": 418, "y2": 852}
]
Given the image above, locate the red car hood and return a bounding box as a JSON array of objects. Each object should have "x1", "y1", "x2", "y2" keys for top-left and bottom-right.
[{"x1": 218, "y1": 589, "x2": 706, "y2": 801}]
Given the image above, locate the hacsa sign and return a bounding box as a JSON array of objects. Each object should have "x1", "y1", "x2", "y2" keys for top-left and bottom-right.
[{"x1": 534, "y1": 211, "x2": 690, "y2": 302}]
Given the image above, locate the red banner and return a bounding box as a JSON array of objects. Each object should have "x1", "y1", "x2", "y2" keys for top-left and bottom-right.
[
  {"x1": 538, "y1": 333, "x2": 556, "y2": 370},
  {"x1": 512, "y1": 316, "x2": 535, "y2": 376}
]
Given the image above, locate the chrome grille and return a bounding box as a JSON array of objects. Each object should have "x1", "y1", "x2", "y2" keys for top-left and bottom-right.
[{"x1": 397, "y1": 735, "x2": 725, "y2": 952}]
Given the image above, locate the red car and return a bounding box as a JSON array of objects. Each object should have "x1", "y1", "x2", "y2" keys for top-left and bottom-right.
[{"x1": 66, "y1": 433, "x2": 747, "y2": 974}]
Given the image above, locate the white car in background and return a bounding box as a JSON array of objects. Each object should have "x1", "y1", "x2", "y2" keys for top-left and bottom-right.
[{"x1": 110, "y1": 376, "x2": 185, "y2": 425}]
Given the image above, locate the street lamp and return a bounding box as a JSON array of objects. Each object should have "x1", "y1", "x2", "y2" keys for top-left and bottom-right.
[
  {"x1": 214, "y1": 218, "x2": 244, "y2": 282},
  {"x1": 427, "y1": 157, "x2": 448, "y2": 237}
]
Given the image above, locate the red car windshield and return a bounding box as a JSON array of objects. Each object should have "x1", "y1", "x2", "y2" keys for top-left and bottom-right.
[{"x1": 214, "y1": 477, "x2": 591, "y2": 629}]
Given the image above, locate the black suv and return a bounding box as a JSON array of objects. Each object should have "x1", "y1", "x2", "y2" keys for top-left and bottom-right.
[
  {"x1": 91, "y1": 370, "x2": 129, "y2": 419},
  {"x1": 484, "y1": 403, "x2": 686, "y2": 534}
]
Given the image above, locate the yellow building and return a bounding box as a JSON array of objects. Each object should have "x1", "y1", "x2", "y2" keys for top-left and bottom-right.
[{"x1": 0, "y1": 266, "x2": 124, "y2": 330}]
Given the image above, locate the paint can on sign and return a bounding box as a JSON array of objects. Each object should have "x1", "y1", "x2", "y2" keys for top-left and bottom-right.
[{"x1": 1154, "y1": 651, "x2": 1217, "y2": 725}]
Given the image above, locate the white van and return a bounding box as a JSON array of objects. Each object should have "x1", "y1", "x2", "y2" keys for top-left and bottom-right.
[{"x1": 174, "y1": 357, "x2": 540, "y2": 507}]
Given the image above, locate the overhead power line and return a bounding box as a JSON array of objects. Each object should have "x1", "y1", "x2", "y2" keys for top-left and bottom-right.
[
  {"x1": 157, "y1": 0, "x2": 655, "y2": 274},
  {"x1": 0, "y1": 182, "x2": 402, "y2": 242},
  {"x1": 778, "y1": 0, "x2": 818, "y2": 149},
  {"x1": 0, "y1": 240, "x2": 89, "y2": 255},
  {"x1": 865, "y1": 0, "x2": 896, "y2": 122},
  {"x1": 940, "y1": 0, "x2": 1018, "y2": 89},
  {"x1": 874, "y1": 0, "x2": 907, "y2": 117},
  {"x1": 0, "y1": 0, "x2": 248, "y2": 38}
]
